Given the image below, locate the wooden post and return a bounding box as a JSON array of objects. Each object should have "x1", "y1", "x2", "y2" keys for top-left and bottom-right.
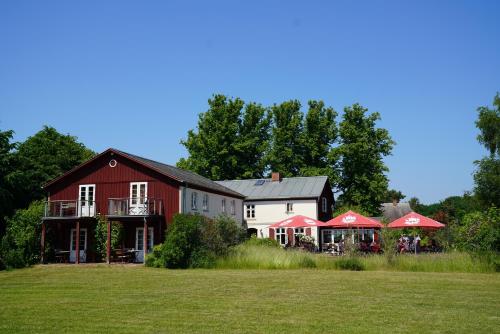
[
  {"x1": 41, "y1": 222, "x2": 46, "y2": 264},
  {"x1": 106, "y1": 221, "x2": 111, "y2": 264},
  {"x1": 75, "y1": 221, "x2": 80, "y2": 264},
  {"x1": 143, "y1": 219, "x2": 148, "y2": 263}
]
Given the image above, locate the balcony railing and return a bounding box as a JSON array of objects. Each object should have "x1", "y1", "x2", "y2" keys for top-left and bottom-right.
[
  {"x1": 44, "y1": 200, "x2": 97, "y2": 218},
  {"x1": 107, "y1": 198, "x2": 163, "y2": 217}
]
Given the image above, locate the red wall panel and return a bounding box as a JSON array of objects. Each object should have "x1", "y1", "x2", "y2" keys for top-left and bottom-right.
[{"x1": 46, "y1": 152, "x2": 180, "y2": 223}]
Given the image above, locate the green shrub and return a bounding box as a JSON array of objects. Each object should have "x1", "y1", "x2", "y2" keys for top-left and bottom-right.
[
  {"x1": 454, "y1": 207, "x2": 500, "y2": 252},
  {"x1": 0, "y1": 200, "x2": 45, "y2": 269},
  {"x1": 244, "y1": 235, "x2": 280, "y2": 248},
  {"x1": 334, "y1": 257, "x2": 365, "y2": 271},
  {"x1": 145, "y1": 213, "x2": 245, "y2": 269},
  {"x1": 94, "y1": 216, "x2": 123, "y2": 262},
  {"x1": 145, "y1": 245, "x2": 164, "y2": 268}
]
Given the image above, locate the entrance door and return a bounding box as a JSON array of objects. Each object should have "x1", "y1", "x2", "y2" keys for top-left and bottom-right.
[
  {"x1": 135, "y1": 227, "x2": 153, "y2": 262},
  {"x1": 78, "y1": 185, "x2": 95, "y2": 217},
  {"x1": 70, "y1": 228, "x2": 87, "y2": 262},
  {"x1": 129, "y1": 182, "x2": 148, "y2": 215}
]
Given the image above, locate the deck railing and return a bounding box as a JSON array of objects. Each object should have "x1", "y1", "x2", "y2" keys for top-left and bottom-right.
[
  {"x1": 107, "y1": 198, "x2": 163, "y2": 216},
  {"x1": 44, "y1": 200, "x2": 97, "y2": 218}
]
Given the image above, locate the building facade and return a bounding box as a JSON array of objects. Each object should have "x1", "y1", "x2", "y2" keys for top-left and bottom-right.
[
  {"x1": 216, "y1": 173, "x2": 334, "y2": 245},
  {"x1": 42, "y1": 148, "x2": 244, "y2": 263}
]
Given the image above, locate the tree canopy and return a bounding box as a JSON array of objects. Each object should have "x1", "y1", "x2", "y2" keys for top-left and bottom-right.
[
  {"x1": 177, "y1": 95, "x2": 270, "y2": 180},
  {"x1": 476, "y1": 93, "x2": 500, "y2": 157},
  {"x1": 179, "y1": 95, "x2": 394, "y2": 215},
  {"x1": 473, "y1": 92, "x2": 500, "y2": 208},
  {"x1": 331, "y1": 104, "x2": 395, "y2": 215}
]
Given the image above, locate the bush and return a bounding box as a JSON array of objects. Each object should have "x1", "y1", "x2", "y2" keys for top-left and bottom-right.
[
  {"x1": 0, "y1": 200, "x2": 44, "y2": 269},
  {"x1": 455, "y1": 207, "x2": 500, "y2": 252},
  {"x1": 244, "y1": 235, "x2": 280, "y2": 248},
  {"x1": 334, "y1": 257, "x2": 365, "y2": 271},
  {"x1": 94, "y1": 216, "x2": 123, "y2": 261},
  {"x1": 144, "y1": 245, "x2": 164, "y2": 268},
  {"x1": 145, "y1": 213, "x2": 245, "y2": 269}
]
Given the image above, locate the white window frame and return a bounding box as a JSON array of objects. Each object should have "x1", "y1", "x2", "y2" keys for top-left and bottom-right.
[
  {"x1": 191, "y1": 192, "x2": 198, "y2": 210},
  {"x1": 286, "y1": 202, "x2": 293, "y2": 213},
  {"x1": 246, "y1": 204, "x2": 255, "y2": 219},
  {"x1": 130, "y1": 182, "x2": 148, "y2": 207},
  {"x1": 275, "y1": 228, "x2": 287, "y2": 246},
  {"x1": 230, "y1": 200, "x2": 235, "y2": 215},
  {"x1": 221, "y1": 199, "x2": 226, "y2": 213},
  {"x1": 78, "y1": 184, "x2": 95, "y2": 217},
  {"x1": 202, "y1": 194, "x2": 209, "y2": 211},
  {"x1": 322, "y1": 197, "x2": 327, "y2": 213}
]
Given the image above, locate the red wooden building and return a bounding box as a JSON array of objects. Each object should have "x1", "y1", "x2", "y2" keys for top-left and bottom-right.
[{"x1": 41, "y1": 148, "x2": 245, "y2": 264}]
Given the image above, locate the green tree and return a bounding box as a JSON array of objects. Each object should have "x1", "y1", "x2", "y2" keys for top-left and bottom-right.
[
  {"x1": 266, "y1": 100, "x2": 304, "y2": 176},
  {"x1": 300, "y1": 100, "x2": 338, "y2": 181},
  {"x1": 331, "y1": 103, "x2": 394, "y2": 215},
  {"x1": 454, "y1": 207, "x2": 500, "y2": 252},
  {"x1": 474, "y1": 157, "x2": 500, "y2": 207},
  {"x1": 474, "y1": 93, "x2": 500, "y2": 207},
  {"x1": 0, "y1": 129, "x2": 16, "y2": 235},
  {"x1": 7, "y1": 126, "x2": 95, "y2": 210},
  {"x1": 234, "y1": 103, "x2": 271, "y2": 178},
  {"x1": 475, "y1": 93, "x2": 500, "y2": 157},
  {"x1": 178, "y1": 95, "x2": 270, "y2": 180},
  {"x1": 0, "y1": 201, "x2": 44, "y2": 269},
  {"x1": 383, "y1": 189, "x2": 406, "y2": 203}
]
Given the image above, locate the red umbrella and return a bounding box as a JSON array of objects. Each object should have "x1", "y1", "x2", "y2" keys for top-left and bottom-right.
[
  {"x1": 388, "y1": 212, "x2": 445, "y2": 229},
  {"x1": 325, "y1": 210, "x2": 383, "y2": 228},
  {"x1": 268, "y1": 215, "x2": 327, "y2": 228}
]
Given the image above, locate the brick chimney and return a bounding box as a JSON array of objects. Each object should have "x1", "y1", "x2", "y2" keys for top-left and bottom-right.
[{"x1": 271, "y1": 172, "x2": 282, "y2": 182}]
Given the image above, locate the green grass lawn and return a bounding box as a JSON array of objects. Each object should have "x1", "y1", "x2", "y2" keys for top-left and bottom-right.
[{"x1": 1, "y1": 265, "x2": 499, "y2": 333}]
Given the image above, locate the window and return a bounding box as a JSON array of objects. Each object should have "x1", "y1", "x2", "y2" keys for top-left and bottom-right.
[
  {"x1": 294, "y1": 227, "x2": 304, "y2": 244},
  {"x1": 322, "y1": 197, "x2": 327, "y2": 213},
  {"x1": 230, "y1": 200, "x2": 235, "y2": 215},
  {"x1": 202, "y1": 194, "x2": 209, "y2": 211},
  {"x1": 221, "y1": 199, "x2": 226, "y2": 213},
  {"x1": 275, "y1": 228, "x2": 287, "y2": 246},
  {"x1": 191, "y1": 192, "x2": 198, "y2": 210},
  {"x1": 130, "y1": 182, "x2": 147, "y2": 206},
  {"x1": 246, "y1": 204, "x2": 255, "y2": 218},
  {"x1": 286, "y1": 202, "x2": 293, "y2": 213}
]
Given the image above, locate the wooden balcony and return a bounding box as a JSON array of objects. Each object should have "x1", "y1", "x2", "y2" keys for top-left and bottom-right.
[
  {"x1": 44, "y1": 200, "x2": 97, "y2": 219},
  {"x1": 107, "y1": 197, "x2": 163, "y2": 218}
]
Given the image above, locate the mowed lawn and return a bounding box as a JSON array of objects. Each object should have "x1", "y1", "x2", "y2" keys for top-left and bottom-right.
[{"x1": 1, "y1": 265, "x2": 499, "y2": 333}]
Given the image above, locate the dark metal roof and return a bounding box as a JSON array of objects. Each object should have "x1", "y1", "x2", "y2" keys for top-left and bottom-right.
[
  {"x1": 44, "y1": 148, "x2": 245, "y2": 198},
  {"x1": 216, "y1": 176, "x2": 329, "y2": 200},
  {"x1": 114, "y1": 149, "x2": 245, "y2": 198}
]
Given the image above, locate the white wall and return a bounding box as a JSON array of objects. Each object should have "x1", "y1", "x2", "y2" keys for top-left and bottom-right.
[
  {"x1": 244, "y1": 199, "x2": 318, "y2": 239},
  {"x1": 182, "y1": 187, "x2": 244, "y2": 226}
]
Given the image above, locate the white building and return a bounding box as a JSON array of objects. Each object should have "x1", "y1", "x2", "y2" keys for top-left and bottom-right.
[{"x1": 216, "y1": 173, "x2": 334, "y2": 244}]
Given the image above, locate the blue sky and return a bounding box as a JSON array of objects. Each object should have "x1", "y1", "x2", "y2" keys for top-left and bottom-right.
[{"x1": 1, "y1": 1, "x2": 499, "y2": 204}]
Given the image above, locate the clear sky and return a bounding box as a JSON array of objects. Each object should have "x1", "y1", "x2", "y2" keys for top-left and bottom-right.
[{"x1": 1, "y1": 1, "x2": 499, "y2": 204}]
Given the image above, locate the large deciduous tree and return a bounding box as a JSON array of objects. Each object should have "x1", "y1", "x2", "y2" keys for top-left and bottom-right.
[
  {"x1": 476, "y1": 93, "x2": 500, "y2": 157},
  {"x1": 474, "y1": 93, "x2": 500, "y2": 207},
  {"x1": 331, "y1": 103, "x2": 394, "y2": 215},
  {"x1": 0, "y1": 130, "x2": 16, "y2": 235},
  {"x1": 266, "y1": 100, "x2": 304, "y2": 177},
  {"x1": 300, "y1": 100, "x2": 338, "y2": 182},
  {"x1": 177, "y1": 95, "x2": 270, "y2": 180},
  {"x1": 7, "y1": 126, "x2": 95, "y2": 209}
]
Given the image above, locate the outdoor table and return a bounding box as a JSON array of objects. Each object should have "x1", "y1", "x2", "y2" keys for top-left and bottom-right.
[
  {"x1": 55, "y1": 250, "x2": 70, "y2": 263},
  {"x1": 125, "y1": 249, "x2": 140, "y2": 262}
]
